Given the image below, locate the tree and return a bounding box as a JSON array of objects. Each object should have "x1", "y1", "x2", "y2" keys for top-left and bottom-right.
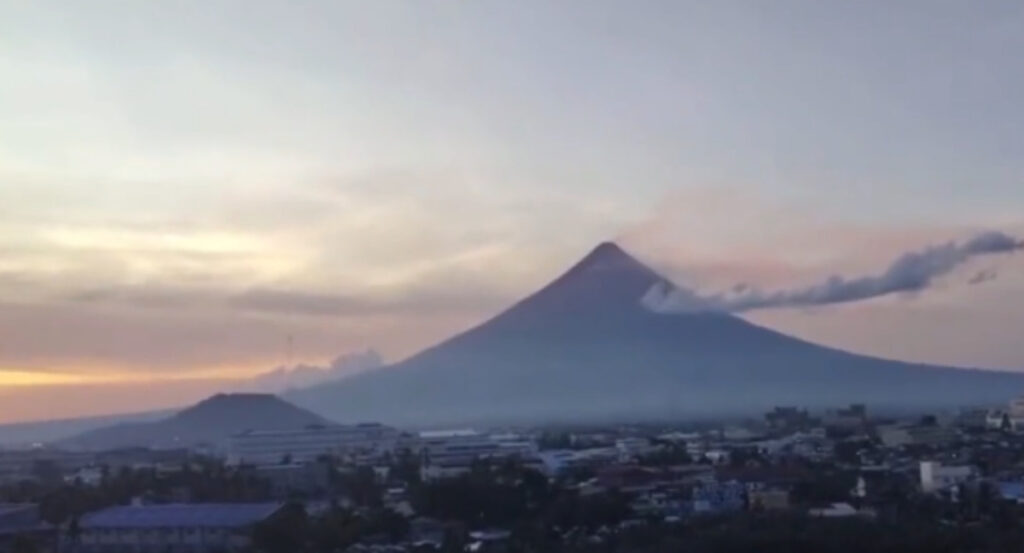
[
  {"x1": 252, "y1": 502, "x2": 308, "y2": 553},
  {"x1": 10, "y1": 534, "x2": 40, "y2": 553},
  {"x1": 391, "y1": 448, "x2": 422, "y2": 485},
  {"x1": 341, "y1": 466, "x2": 383, "y2": 508}
]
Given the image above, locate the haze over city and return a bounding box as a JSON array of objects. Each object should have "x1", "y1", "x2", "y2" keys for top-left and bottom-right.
[{"x1": 2, "y1": 1, "x2": 1024, "y2": 423}]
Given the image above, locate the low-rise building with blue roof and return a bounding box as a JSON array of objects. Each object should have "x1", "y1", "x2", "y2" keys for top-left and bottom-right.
[{"x1": 74, "y1": 502, "x2": 283, "y2": 553}]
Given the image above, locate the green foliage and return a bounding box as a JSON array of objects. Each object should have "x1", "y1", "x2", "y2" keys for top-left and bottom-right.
[
  {"x1": 412, "y1": 462, "x2": 553, "y2": 526},
  {"x1": 10, "y1": 534, "x2": 40, "y2": 553},
  {"x1": 338, "y1": 466, "x2": 383, "y2": 508},
  {"x1": 252, "y1": 502, "x2": 308, "y2": 553},
  {"x1": 390, "y1": 448, "x2": 422, "y2": 485}
]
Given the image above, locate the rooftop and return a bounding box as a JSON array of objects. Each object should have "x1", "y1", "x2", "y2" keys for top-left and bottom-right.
[
  {"x1": 80, "y1": 503, "x2": 283, "y2": 529},
  {"x1": 418, "y1": 429, "x2": 479, "y2": 439},
  {"x1": 0, "y1": 504, "x2": 36, "y2": 518}
]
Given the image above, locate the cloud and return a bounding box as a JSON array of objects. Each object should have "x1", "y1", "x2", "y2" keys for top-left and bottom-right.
[
  {"x1": 227, "y1": 289, "x2": 374, "y2": 317},
  {"x1": 968, "y1": 269, "x2": 998, "y2": 285},
  {"x1": 240, "y1": 349, "x2": 384, "y2": 394},
  {"x1": 644, "y1": 231, "x2": 1024, "y2": 313}
]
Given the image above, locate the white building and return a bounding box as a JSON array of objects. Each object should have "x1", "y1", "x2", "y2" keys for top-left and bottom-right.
[
  {"x1": 415, "y1": 430, "x2": 544, "y2": 480},
  {"x1": 75, "y1": 503, "x2": 283, "y2": 553},
  {"x1": 986, "y1": 410, "x2": 1009, "y2": 430},
  {"x1": 65, "y1": 466, "x2": 104, "y2": 487},
  {"x1": 1008, "y1": 396, "x2": 1024, "y2": 430},
  {"x1": 703, "y1": 449, "x2": 731, "y2": 465},
  {"x1": 920, "y1": 461, "x2": 975, "y2": 493},
  {"x1": 615, "y1": 437, "x2": 656, "y2": 461},
  {"x1": 489, "y1": 433, "x2": 538, "y2": 460},
  {"x1": 418, "y1": 429, "x2": 500, "y2": 468},
  {"x1": 228, "y1": 423, "x2": 401, "y2": 466}
]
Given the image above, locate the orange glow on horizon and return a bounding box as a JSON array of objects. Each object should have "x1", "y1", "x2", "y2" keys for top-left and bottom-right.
[{"x1": 0, "y1": 363, "x2": 268, "y2": 388}]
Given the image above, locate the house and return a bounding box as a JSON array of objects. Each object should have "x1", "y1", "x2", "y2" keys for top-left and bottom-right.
[
  {"x1": 996, "y1": 481, "x2": 1024, "y2": 503},
  {"x1": 691, "y1": 480, "x2": 745, "y2": 514},
  {"x1": 823, "y1": 404, "x2": 868, "y2": 430},
  {"x1": 420, "y1": 462, "x2": 473, "y2": 482},
  {"x1": 764, "y1": 407, "x2": 814, "y2": 432},
  {"x1": 809, "y1": 502, "x2": 861, "y2": 517},
  {"x1": 74, "y1": 503, "x2": 283, "y2": 553},
  {"x1": 747, "y1": 487, "x2": 790, "y2": 511},
  {"x1": 631, "y1": 492, "x2": 685, "y2": 518},
  {"x1": 408, "y1": 517, "x2": 447, "y2": 547},
  {"x1": 703, "y1": 449, "x2": 731, "y2": 465},
  {"x1": 65, "y1": 466, "x2": 104, "y2": 487},
  {"x1": 253, "y1": 461, "x2": 331, "y2": 498},
  {"x1": 986, "y1": 410, "x2": 1010, "y2": 430},
  {"x1": 919, "y1": 461, "x2": 975, "y2": 494},
  {"x1": 878, "y1": 424, "x2": 957, "y2": 448},
  {"x1": 615, "y1": 437, "x2": 657, "y2": 461}
]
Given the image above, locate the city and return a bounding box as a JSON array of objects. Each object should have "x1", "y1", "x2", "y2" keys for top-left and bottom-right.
[{"x1": 6, "y1": 395, "x2": 1024, "y2": 552}]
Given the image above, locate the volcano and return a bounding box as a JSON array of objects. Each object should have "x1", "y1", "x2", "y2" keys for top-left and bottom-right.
[{"x1": 289, "y1": 242, "x2": 1024, "y2": 425}]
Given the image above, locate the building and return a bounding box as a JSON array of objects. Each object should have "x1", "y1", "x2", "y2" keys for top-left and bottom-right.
[
  {"x1": 66, "y1": 466, "x2": 105, "y2": 487},
  {"x1": 764, "y1": 407, "x2": 814, "y2": 432},
  {"x1": 0, "y1": 504, "x2": 51, "y2": 551},
  {"x1": 418, "y1": 429, "x2": 500, "y2": 467},
  {"x1": 809, "y1": 503, "x2": 863, "y2": 518},
  {"x1": 415, "y1": 429, "x2": 504, "y2": 481},
  {"x1": 1008, "y1": 396, "x2": 1024, "y2": 430},
  {"x1": 919, "y1": 461, "x2": 975, "y2": 494},
  {"x1": 488, "y1": 433, "x2": 538, "y2": 460},
  {"x1": 75, "y1": 503, "x2": 283, "y2": 553},
  {"x1": 747, "y1": 487, "x2": 790, "y2": 511},
  {"x1": 996, "y1": 481, "x2": 1024, "y2": 503},
  {"x1": 691, "y1": 480, "x2": 745, "y2": 514},
  {"x1": 615, "y1": 437, "x2": 657, "y2": 462},
  {"x1": 877, "y1": 424, "x2": 957, "y2": 448},
  {"x1": 824, "y1": 404, "x2": 868, "y2": 430},
  {"x1": 703, "y1": 449, "x2": 731, "y2": 465},
  {"x1": 253, "y1": 461, "x2": 331, "y2": 498},
  {"x1": 985, "y1": 410, "x2": 1010, "y2": 430},
  {"x1": 228, "y1": 423, "x2": 402, "y2": 466},
  {"x1": 535, "y1": 448, "x2": 619, "y2": 477}
]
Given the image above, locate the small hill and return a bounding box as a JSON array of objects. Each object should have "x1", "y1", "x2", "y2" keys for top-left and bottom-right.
[
  {"x1": 62, "y1": 393, "x2": 329, "y2": 450},
  {"x1": 289, "y1": 241, "x2": 1024, "y2": 426}
]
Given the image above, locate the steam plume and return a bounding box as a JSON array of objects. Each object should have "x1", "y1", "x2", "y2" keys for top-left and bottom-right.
[{"x1": 643, "y1": 231, "x2": 1024, "y2": 314}]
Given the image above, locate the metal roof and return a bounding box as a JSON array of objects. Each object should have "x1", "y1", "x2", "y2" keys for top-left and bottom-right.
[
  {"x1": 80, "y1": 503, "x2": 283, "y2": 529},
  {"x1": 0, "y1": 504, "x2": 36, "y2": 518}
]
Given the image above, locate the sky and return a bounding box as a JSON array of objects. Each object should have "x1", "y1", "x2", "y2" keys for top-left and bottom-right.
[{"x1": 1, "y1": 1, "x2": 1023, "y2": 423}]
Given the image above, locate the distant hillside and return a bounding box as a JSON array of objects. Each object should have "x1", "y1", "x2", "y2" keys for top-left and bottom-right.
[
  {"x1": 0, "y1": 410, "x2": 172, "y2": 446},
  {"x1": 61, "y1": 394, "x2": 329, "y2": 450},
  {"x1": 289, "y1": 242, "x2": 1024, "y2": 426}
]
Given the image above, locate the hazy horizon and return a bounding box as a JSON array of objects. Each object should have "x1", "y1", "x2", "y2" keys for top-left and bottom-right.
[{"x1": 2, "y1": 1, "x2": 1024, "y2": 423}]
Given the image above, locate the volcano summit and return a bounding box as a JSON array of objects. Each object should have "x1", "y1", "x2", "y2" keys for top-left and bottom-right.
[{"x1": 289, "y1": 242, "x2": 1024, "y2": 425}]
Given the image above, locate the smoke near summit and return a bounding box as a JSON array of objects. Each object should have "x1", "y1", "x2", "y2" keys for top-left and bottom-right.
[{"x1": 643, "y1": 231, "x2": 1024, "y2": 314}]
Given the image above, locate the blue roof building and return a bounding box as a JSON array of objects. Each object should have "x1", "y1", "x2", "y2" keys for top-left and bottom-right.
[{"x1": 75, "y1": 503, "x2": 283, "y2": 553}]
